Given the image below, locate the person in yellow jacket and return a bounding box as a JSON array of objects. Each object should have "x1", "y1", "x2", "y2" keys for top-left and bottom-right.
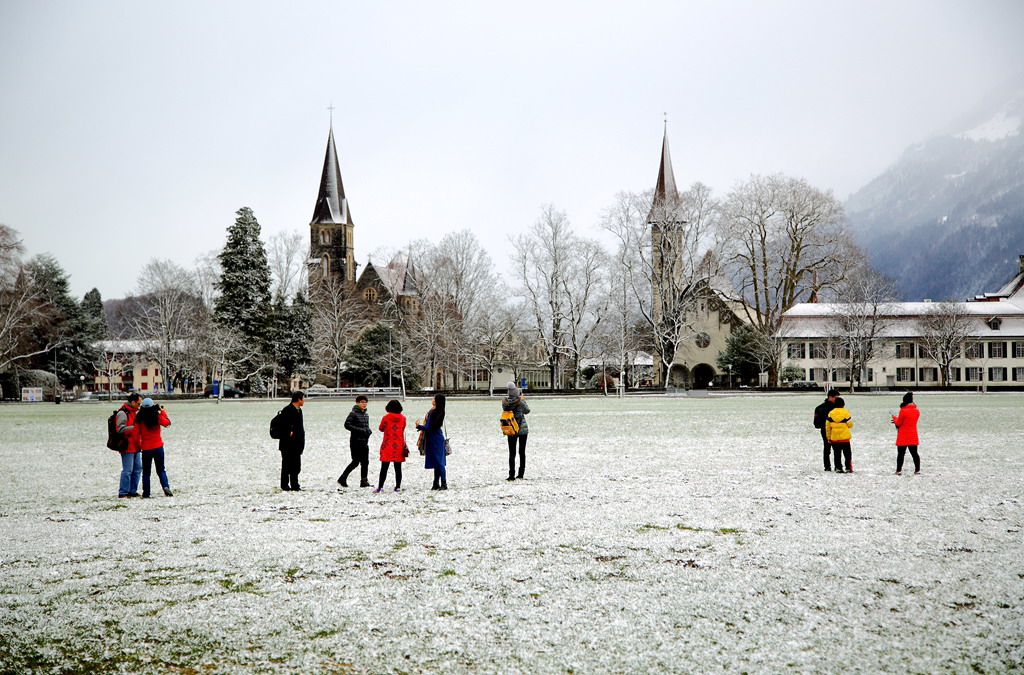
[{"x1": 825, "y1": 396, "x2": 854, "y2": 473}]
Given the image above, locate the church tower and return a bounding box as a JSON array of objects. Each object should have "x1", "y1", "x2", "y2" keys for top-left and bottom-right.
[{"x1": 308, "y1": 125, "x2": 357, "y2": 288}]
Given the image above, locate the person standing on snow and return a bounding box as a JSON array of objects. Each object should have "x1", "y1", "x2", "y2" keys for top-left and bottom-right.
[
  {"x1": 136, "y1": 398, "x2": 173, "y2": 498},
  {"x1": 115, "y1": 392, "x2": 143, "y2": 498},
  {"x1": 502, "y1": 381, "x2": 530, "y2": 481},
  {"x1": 374, "y1": 399, "x2": 408, "y2": 493},
  {"x1": 339, "y1": 395, "x2": 372, "y2": 488},
  {"x1": 417, "y1": 394, "x2": 448, "y2": 490},
  {"x1": 278, "y1": 390, "x2": 306, "y2": 491},
  {"x1": 826, "y1": 396, "x2": 854, "y2": 473},
  {"x1": 892, "y1": 391, "x2": 922, "y2": 475},
  {"x1": 813, "y1": 389, "x2": 840, "y2": 471}
]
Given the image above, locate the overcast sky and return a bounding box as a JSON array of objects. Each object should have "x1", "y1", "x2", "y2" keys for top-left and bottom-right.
[{"x1": 2, "y1": 0, "x2": 1023, "y2": 300}]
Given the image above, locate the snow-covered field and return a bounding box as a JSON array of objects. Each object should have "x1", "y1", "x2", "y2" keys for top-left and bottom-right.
[{"x1": 1, "y1": 393, "x2": 1022, "y2": 673}]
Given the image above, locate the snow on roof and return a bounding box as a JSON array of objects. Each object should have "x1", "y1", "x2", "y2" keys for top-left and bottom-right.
[
  {"x1": 780, "y1": 313, "x2": 1024, "y2": 340},
  {"x1": 783, "y1": 298, "x2": 1024, "y2": 319}
]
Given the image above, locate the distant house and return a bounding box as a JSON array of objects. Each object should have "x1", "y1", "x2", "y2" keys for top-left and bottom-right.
[{"x1": 778, "y1": 256, "x2": 1024, "y2": 389}]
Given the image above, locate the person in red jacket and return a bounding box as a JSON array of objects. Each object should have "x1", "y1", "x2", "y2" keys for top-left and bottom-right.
[
  {"x1": 891, "y1": 391, "x2": 921, "y2": 475},
  {"x1": 136, "y1": 397, "x2": 174, "y2": 497},
  {"x1": 115, "y1": 393, "x2": 143, "y2": 498},
  {"x1": 374, "y1": 399, "x2": 407, "y2": 493}
]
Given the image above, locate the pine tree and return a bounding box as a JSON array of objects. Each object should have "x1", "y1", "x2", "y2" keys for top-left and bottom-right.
[
  {"x1": 215, "y1": 207, "x2": 272, "y2": 340},
  {"x1": 80, "y1": 288, "x2": 108, "y2": 341},
  {"x1": 213, "y1": 207, "x2": 272, "y2": 389},
  {"x1": 268, "y1": 292, "x2": 313, "y2": 389}
]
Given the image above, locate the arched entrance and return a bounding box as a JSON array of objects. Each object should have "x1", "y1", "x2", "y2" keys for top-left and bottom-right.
[
  {"x1": 668, "y1": 364, "x2": 690, "y2": 387},
  {"x1": 691, "y1": 363, "x2": 716, "y2": 389}
]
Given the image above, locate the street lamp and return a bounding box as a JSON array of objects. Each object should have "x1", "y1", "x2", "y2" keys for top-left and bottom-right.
[{"x1": 728, "y1": 364, "x2": 733, "y2": 389}]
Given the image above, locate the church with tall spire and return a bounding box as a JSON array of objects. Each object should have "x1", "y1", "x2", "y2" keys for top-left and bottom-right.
[{"x1": 308, "y1": 124, "x2": 357, "y2": 287}]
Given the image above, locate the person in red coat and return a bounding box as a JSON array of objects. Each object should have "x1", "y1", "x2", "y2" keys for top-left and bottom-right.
[
  {"x1": 136, "y1": 397, "x2": 173, "y2": 497},
  {"x1": 374, "y1": 399, "x2": 407, "y2": 493},
  {"x1": 891, "y1": 391, "x2": 921, "y2": 475}
]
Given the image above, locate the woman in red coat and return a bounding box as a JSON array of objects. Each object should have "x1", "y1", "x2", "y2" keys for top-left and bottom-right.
[
  {"x1": 374, "y1": 400, "x2": 407, "y2": 493},
  {"x1": 891, "y1": 391, "x2": 921, "y2": 475},
  {"x1": 136, "y1": 397, "x2": 174, "y2": 497}
]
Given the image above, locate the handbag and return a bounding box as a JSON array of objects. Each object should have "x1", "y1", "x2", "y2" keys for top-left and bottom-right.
[
  {"x1": 402, "y1": 441, "x2": 410, "y2": 458},
  {"x1": 416, "y1": 431, "x2": 425, "y2": 456},
  {"x1": 444, "y1": 423, "x2": 452, "y2": 456}
]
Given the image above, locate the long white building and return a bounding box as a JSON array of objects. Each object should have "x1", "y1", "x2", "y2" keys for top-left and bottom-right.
[{"x1": 778, "y1": 256, "x2": 1024, "y2": 389}]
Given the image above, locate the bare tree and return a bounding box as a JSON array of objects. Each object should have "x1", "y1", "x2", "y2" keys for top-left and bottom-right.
[
  {"x1": 561, "y1": 238, "x2": 608, "y2": 388},
  {"x1": 602, "y1": 184, "x2": 722, "y2": 386},
  {"x1": 466, "y1": 289, "x2": 520, "y2": 396},
  {"x1": 826, "y1": 267, "x2": 900, "y2": 391},
  {"x1": 267, "y1": 230, "x2": 309, "y2": 300},
  {"x1": 0, "y1": 226, "x2": 67, "y2": 373},
  {"x1": 917, "y1": 300, "x2": 973, "y2": 387},
  {"x1": 309, "y1": 277, "x2": 369, "y2": 386},
  {"x1": 719, "y1": 174, "x2": 860, "y2": 384}
]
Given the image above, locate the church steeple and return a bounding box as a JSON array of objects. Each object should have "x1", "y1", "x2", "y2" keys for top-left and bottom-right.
[
  {"x1": 311, "y1": 126, "x2": 353, "y2": 226},
  {"x1": 309, "y1": 125, "x2": 356, "y2": 287},
  {"x1": 648, "y1": 121, "x2": 680, "y2": 223}
]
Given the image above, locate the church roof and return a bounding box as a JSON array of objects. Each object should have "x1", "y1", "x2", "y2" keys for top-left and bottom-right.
[
  {"x1": 363, "y1": 251, "x2": 420, "y2": 298},
  {"x1": 648, "y1": 123, "x2": 680, "y2": 223},
  {"x1": 310, "y1": 127, "x2": 353, "y2": 226}
]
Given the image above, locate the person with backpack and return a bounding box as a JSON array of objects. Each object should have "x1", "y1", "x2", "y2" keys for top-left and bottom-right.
[
  {"x1": 813, "y1": 389, "x2": 840, "y2": 471},
  {"x1": 502, "y1": 381, "x2": 530, "y2": 481},
  {"x1": 278, "y1": 390, "x2": 306, "y2": 491},
  {"x1": 826, "y1": 396, "x2": 855, "y2": 473},
  {"x1": 339, "y1": 395, "x2": 372, "y2": 488},
  {"x1": 416, "y1": 394, "x2": 448, "y2": 490},
  {"x1": 892, "y1": 391, "x2": 922, "y2": 475},
  {"x1": 374, "y1": 399, "x2": 407, "y2": 493},
  {"x1": 136, "y1": 398, "x2": 173, "y2": 498},
  {"x1": 114, "y1": 392, "x2": 143, "y2": 498}
]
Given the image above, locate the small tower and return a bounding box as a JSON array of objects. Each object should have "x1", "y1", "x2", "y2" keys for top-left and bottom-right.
[{"x1": 308, "y1": 125, "x2": 356, "y2": 288}]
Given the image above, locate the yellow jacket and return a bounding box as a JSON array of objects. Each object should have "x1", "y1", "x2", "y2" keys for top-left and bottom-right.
[{"x1": 826, "y1": 407, "x2": 853, "y2": 442}]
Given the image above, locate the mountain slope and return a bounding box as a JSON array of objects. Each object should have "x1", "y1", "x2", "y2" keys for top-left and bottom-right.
[{"x1": 847, "y1": 88, "x2": 1024, "y2": 300}]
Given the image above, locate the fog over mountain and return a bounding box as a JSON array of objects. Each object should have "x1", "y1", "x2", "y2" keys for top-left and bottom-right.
[{"x1": 847, "y1": 79, "x2": 1024, "y2": 301}]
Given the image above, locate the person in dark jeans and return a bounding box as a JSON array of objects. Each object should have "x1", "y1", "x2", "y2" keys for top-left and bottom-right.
[
  {"x1": 813, "y1": 389, "x2": 839, "y2": 471},
  {"x1": 279, "y1": 390, "x2": 306, "y2": 491},
  {"x1": 339, "y1": 395, "x2": 372, "y2": 487},
  {"x1": 502, "y1": 381, "x2": 530, "y2": 480}
]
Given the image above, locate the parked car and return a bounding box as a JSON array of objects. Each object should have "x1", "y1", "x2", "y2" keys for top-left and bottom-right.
[{"x1": 204, "y1": 384, "x2": 246, "y2": 398}]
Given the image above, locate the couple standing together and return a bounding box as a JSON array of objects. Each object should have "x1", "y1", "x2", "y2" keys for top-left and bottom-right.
[{"x1": 113, "y1": 392, "x2": 174, "y2": 498}]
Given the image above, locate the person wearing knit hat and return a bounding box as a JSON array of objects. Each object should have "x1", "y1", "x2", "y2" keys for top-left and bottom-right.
[
  {"x1": 135, "y1": 398, "x2": 173, "y2": 497},
  {"x1": 502, "y1": 381, "x2": 530, "y2": 480}
]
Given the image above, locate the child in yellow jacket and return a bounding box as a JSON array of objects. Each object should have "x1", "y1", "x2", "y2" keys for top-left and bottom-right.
[{"x1": 826, "y1": 397, "x2": 854, "y2": 473}]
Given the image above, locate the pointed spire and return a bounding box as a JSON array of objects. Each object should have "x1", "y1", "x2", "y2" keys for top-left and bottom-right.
[
  {"x1": 310, "y1": 127, "x2": 353, "y2": 226},
  {"x1": 648, "y1": 120, "x2": 680, "y2": 223}
]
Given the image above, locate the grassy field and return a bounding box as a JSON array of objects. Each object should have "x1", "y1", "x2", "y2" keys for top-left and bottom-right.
[{"x1": 1, "y1": 393, "x2": 1022, "y2": 673}]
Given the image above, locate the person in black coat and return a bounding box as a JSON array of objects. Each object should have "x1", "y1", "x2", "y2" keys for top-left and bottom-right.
[
  {"x1": 279, "y1": 390, "x2": 306, "y2": 491},
  {"x1": 339, "y1": 395, "x2": 372, "y2": 487},
  {"x1": 813, "y1": 389, "x2": 839, "y2": 471}
]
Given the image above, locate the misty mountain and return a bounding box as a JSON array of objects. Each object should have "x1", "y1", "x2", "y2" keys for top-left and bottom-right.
[{"x1": 846, "y1": 86, "x2": 1024, "y2": 301}]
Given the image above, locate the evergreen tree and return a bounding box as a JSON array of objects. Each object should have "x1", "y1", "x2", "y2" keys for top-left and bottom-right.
[
  {"x1": 213, "y1": 207, "x2": 272, "y2": 389},
  {"x1": 80, "y1": 288, "x2": 108, "y2": 341},
  {"x1": 23, "y1": 254, "x2": 97, "y2": 386},
  {"x1": 267, "y1": 292, "x2": 313, "y2": 390},
  {"x1": 343, "y1": 323, "x2": 417, "y2": 388},
  {"x1": 215, "y1": 207, "x2": 272, "y2": 341},
  {"x1": 715, "y1": 324, "x2": 767, "y2": 385}
]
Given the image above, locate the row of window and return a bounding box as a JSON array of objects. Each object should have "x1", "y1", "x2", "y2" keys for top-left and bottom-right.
[
  {"x1": 787, "y1": 341, "x2": 1024, "y2": 360},
  {"x1": 791, "y1": 366, "x2": 1024, "y2": 383}
]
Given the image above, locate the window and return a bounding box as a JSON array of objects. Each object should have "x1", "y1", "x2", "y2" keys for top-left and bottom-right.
[
  {"x1": 896, "y1": 367, "x2": 914, "y2": 382},
  {"x1": 895, "y1": 342, "x2": 914, "y2": 358},
  {"x1": 1013, "y1": 367, "x2": 1024, "y2": 382},
  {"x1": 155, "y1": 369, "x2": 159, "y2": 376},
  {"x1": 919, "y1": 368, "x2": 938, "y2": 382},
  {"x1": 811, "y1": 368, "x2": 827, "y2": 382},
  {"x1": 141, "y1": 383, "x2": 148, "y2": 390},
  {"x1": 865, "y1": 368, "x2": 874, "y2": 383},
  {"x1": 787, "y1": 343, "x2": 805, "y2": 359},
  {"x1": 141, "y1": 368, "x2": 148, "y2": 376},
  {"x1": 695, "y1": 333, "x2": 711, "y2": 349},
  {"x1": 988, "y1": 317, "x2": 1002, "y2": 330},
  {"x1": 966, "y1": 367, "x2": 983, "y2": 382},
  {"x1": 363, "y1": 287, "x2": 378, "y2": 302},
  {"x1": 321, "y1": 254, "x2": 331, "y2": 277},
  {"x1": 319, "y1": 229, "x2": 330, "y2": 245},
  {"x1": 918, "y1": 344, "x2": 932, "y2": 360},
  {"x1": 834, "y1": 368, "x2": 850, "y2": 382},
  {"x1": 1014, "y1": 342, "x2": 1024, "y2": 358},
  {"x1": 808, "y1": 343, "x2": 826, "y2": 359},
  {"x1": 988, "y1": 342, "x2": 1006, "y2": 359},
  {"x1": 950, "y1": 367, "x2": 961, "y2": 382},
  {"x1": 836, "y1": 345, "x2": 851, "y2": 359},
  {"x1": 988, "y1": 367, "x2": 1007, "y2": 382},
  {"x1": 965, "y1": 342, "x2": 983, "y2": 359}
]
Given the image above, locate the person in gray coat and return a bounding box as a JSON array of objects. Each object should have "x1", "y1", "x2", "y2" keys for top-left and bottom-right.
[{"x1": 502, "y1": 381, "x2": 530, "y2": 480}]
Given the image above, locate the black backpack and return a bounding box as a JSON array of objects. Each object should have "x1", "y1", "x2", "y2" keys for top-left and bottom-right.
[
  {"x1": 106, "y1": 408, "x2": 128, "y2": 451},
  {"x1": 269, "y1": 409, "x2": 286, "y2": 440}
]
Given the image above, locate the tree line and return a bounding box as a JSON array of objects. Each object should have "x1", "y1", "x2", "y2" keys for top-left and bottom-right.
[{"x1": 2, "y1": 173, "x2": 979, "y2": 396}]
